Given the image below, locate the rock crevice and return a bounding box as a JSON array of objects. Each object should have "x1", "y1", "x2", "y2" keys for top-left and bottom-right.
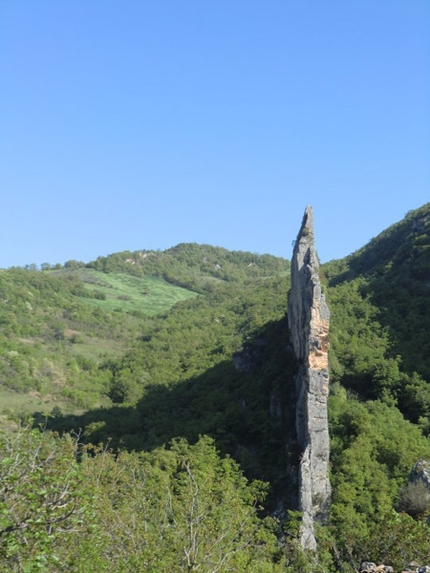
[{"x1": 288, "y1": 206, "x2": 331, "y2": 550}]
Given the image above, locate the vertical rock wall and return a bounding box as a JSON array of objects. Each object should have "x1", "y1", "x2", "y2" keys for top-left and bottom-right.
[{"x1": 288, "y1": 206, "x2": 331, "y2": 550}]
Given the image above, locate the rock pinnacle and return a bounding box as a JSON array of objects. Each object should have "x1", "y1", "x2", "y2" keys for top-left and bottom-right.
[{"x1": 288, "y1": 206, "x2": 331, "y2": 550}]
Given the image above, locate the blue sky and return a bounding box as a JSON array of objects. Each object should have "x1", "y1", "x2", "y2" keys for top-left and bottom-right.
[{"x1": 1, "y1": 1, "x2": 429, "y2": 268}]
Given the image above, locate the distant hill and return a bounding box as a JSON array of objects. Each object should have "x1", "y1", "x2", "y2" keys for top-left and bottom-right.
[
  {"x1": 85, "y1": 242, "x2": 289, "y2": 291},
  {"x1": 0, "y1": 245, "x2": 288, "y2": 418}
]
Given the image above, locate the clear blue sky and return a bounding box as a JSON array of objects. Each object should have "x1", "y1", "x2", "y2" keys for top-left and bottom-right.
[{"x1": 1, "y1": 1, "x2": 429, "y2": 268}]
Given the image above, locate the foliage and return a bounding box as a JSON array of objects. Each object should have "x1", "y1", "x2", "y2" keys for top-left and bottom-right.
[
  {"x1": 0, "y1": 424, "x2": 91, "y2": 572},
  {"x1": 325, "y1": 202, "x2": 430, "y2": 384},
  {"x1": 328, "y1": 385, "x2": 430, "y2": 570},
  {"x1": 0, "y1": 427, "x2": 288, "y2": 572},
  {"x1": 75, "y1": 436, "x2": 287, "y2": 572}
]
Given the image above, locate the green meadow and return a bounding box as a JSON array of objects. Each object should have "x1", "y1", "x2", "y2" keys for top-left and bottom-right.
[{"x1": 65, "y1": 268, "x2": 198, "y2": 314}]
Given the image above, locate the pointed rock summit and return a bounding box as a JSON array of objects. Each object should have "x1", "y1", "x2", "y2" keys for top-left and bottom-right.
[{"x1": 288, "y1": 206, "x2": 331, "y2": 550}]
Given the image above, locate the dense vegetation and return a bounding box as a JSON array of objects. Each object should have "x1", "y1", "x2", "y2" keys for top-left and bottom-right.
[{"x1": 2, "y1": 205, "x2": 430, "y2": 571}]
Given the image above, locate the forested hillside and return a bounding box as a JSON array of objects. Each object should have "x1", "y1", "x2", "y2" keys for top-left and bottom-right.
[
  {"x1": 2, "y1": 206, "x2": 430, "y2": 572},
  {"x1": 324, "y1": 203, "x2": 430, "y2": 569}
]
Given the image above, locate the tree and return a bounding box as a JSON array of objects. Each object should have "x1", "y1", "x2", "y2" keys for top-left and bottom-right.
[
  {"x1": 0, "y1": 425, "x2": 91, "y2": 572},
  {"x1": 64, "y1": 260, "x2": 85, "y2": 269},
  {"x1": 78, "y1": 436, "x2": 286, "y2": 572}
]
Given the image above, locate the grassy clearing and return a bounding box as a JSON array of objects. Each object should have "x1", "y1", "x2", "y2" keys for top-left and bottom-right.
[
  {"x1": 67, "y1": 334, "x2": 127, "y2": 361},
  {"x1": 74, "y1": 270, "x2": 198, "y2": 315},
  {"x1": 0, "y1": 389, "x2": 85, "y2": 419}
]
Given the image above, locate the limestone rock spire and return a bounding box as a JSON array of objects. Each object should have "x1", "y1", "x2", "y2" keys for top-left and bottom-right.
[{"x1": 288, "y1": 206, "x2": 331, "y2": 550}]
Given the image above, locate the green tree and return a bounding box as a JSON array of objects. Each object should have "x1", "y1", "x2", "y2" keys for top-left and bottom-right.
[
  {"x1": 328, "y1": 386, "x2": 430, "y2": 571},
  {"x1": 77, "y1": 436, "x2": 286, "y2": 572},
  {"x1": 0, "y1": 425, "x2": 91, "y2": 572}
]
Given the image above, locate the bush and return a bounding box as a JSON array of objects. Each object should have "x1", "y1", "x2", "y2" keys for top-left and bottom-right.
[{"x1": 398, "y1": 480, "x2": 430, "y2": 519}]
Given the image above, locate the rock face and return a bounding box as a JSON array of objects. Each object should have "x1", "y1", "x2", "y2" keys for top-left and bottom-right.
[
  {"x1": 288, "y1": 206, "x2": 331, "y2": 550},
  {"x1": 409, "y1": 459, "x2": 430, "y2": 490}
]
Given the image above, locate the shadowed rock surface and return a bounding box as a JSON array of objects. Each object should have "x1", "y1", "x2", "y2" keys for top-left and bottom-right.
[{"x1": 288, "y1": 206, "x2": 331, "y2": 550}]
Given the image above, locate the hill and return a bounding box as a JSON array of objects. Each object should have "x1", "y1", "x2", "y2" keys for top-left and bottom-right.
[
  {"x1": 2, "y1": 211, "x2": 430, "y2": 572},
  {"x1": 325, "y1": 203, "x2": 430, "y2": 422},
  {"x1": 0, "y1": 245, "x2": 287, "y2": 417}
]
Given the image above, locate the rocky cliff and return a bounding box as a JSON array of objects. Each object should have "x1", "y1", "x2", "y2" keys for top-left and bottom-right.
[{"x1": 288, "y1": 206, "x2": 331, "y2": 550}]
